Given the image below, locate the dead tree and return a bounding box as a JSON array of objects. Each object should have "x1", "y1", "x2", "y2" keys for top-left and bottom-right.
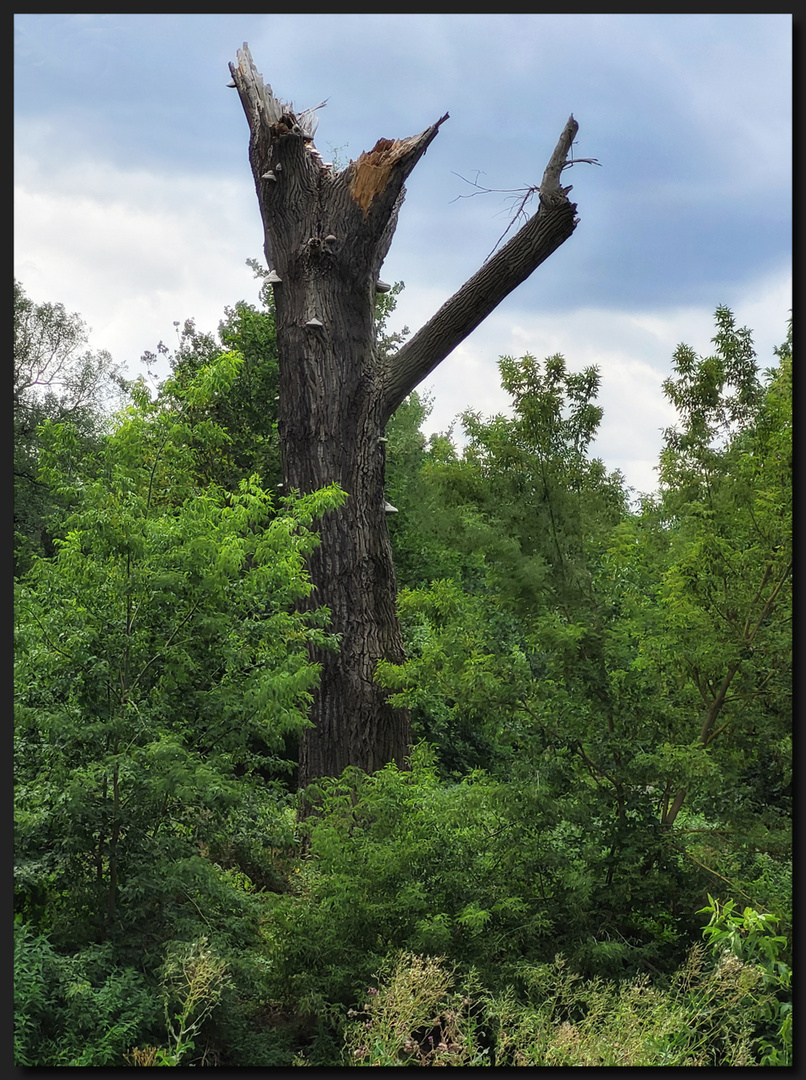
[{"x1": 229, "y1": 43, "x2": 581, "y2": 790}]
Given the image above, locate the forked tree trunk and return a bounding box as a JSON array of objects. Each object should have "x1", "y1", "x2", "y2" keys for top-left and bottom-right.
[{"x1": 229, "y1": 44, "x2": 581, "y2": 790}]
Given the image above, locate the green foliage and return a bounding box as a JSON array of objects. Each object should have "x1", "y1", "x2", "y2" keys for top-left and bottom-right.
[
  {"x1": 257, "y1": 747, "x2": 565, "y2": 1025},
  {"x1": 380, "y1": 356, "x2": 690, "y2": 956},
  {"x1": 382, "y1": 352, "x2": 628, "y2": 781},
  {"x1": 15, "y1": 344, "x2": 345, "y2": 958},
  {"x1": 14, "y1": 919, "x2": 161, "y2": 1066},
  {"x1": 14, "y1": 284, "x2": 790, "y2": 1066},
  {"x1": 636, "y1": 312, "x2": 791, "y2": 844},
  {"x1": 163, "y1": 297, "x2": 282, "y2": 493},
  {"x1": 14, "y1": 279, "x2": 124, "y2": 574},
  {"x1": 698, "y1": 895, "x2": 792, "y2": 1065},
  {"x1": 387, "y1": 319, "x2": 789, "y2": 922},
  {"x1": 660, "y1": 303, "x2": 762, "y2": 480},
  {"x1": 378, "y1": 580, "x2": 524, "y2": 774},
  {"x1": 384, "y1": 391, "x2": 471, "y2": 589}
]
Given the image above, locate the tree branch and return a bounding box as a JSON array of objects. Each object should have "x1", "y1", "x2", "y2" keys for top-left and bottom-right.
[
  {"x1": 661, "y1": 787, "x2": 688, "y2": 829},
  {"x1": 381, "y1": 116, "x2": 580, "y2": 425},
  {"x1": 744, "y1": 559, "x2": 792, "y2": 644}
]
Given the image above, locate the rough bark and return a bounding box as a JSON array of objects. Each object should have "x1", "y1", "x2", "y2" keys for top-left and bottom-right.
[{"x1": 229, "y1": 44, "x2": 580, "y2": 789}]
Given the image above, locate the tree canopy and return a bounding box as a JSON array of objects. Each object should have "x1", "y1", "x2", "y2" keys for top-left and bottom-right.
[{"x1": 14, "y1": 282, "x2": 791, "y2": 1067}]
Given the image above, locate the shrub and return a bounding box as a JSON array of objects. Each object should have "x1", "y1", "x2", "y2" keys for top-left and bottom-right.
[
  {"x1": 14, "y1": 919, "x2": 160, "y2": 1066},
  {"x1": 698, "y1": 895, "x2": 792, "y2": 1066}
]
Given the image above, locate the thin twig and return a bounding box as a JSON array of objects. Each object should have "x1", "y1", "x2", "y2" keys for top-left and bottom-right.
[{"x1": 451, "y1": 150, "x2": 601, "y2": 262}]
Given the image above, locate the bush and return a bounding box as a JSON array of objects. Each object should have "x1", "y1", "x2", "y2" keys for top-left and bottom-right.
[
  {"x1": 260, "y1": 746, "x2": 560, "y2": 1023},
  {"x1": 698, "y1": 895, "x2": 792, "y2": 1065},
  {"x1": 14, "y1": 919, "x2": 160, "y2": 1066}
]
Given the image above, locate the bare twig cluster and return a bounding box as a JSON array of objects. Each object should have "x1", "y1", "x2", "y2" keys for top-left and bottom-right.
[{"x1": 452, "y1": 147, "x2": 600, "y2": 261}]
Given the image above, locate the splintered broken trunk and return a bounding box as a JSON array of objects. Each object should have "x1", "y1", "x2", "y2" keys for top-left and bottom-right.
[{"x1": 229, "y1": 44, "x2": 581, "y2": 790}]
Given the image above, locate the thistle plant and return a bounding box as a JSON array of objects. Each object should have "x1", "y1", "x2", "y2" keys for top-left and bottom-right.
[
  {"x1": 344, "y1": 952, "x2": 489, "y2": 1067},
  {"x1": 127, "y1": 937, "x2": 230, "y2": 1066}
]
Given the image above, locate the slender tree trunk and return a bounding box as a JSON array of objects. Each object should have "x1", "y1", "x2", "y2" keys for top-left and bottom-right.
[
  {"x1": 106, "y1": 758, "x2": 120, "y2": 929},
  {"x1": 229, "y1": 44, "x2": 580, "y2": 789}
]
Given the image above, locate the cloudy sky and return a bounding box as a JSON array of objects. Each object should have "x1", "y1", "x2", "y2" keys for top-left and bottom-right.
[{"x1": 14, "y1": 14, "x2": 792, "y2": 497}]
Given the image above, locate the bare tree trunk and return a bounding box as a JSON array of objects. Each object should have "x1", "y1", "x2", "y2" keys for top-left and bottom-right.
[{"x1": 229, "y1": 44, "x2": 580, "y2": 789}]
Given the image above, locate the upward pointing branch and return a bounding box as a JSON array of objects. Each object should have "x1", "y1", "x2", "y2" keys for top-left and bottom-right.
[
  {"x1": 541, "y1": 113, "x2": 580, "y2": 197},
  {"x1": 381, "y1": 115, "x2": 580, "y2": 426}
]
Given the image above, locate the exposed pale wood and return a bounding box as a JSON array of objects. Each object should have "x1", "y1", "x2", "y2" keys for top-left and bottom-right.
[{"x1": 540, "y1": 113, "x2": 579, "y2": 198}]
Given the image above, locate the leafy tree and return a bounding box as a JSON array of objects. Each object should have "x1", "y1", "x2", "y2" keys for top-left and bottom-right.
[
  {"x1": 632, "y1": 309, "x2": 791, "y2": 835},
  {"x1": 14, "y1": 279, "x2": 123, "y2": 574},
  {"x1": 379, "y1": 319, "x2": 791, "y2": 959},
  {"x1": 14, "y1": 350, "x2": 345, "y2": 955},
  {"x1": 379, "y1": 352, "x2": 627, "y2": 775},
  {"x1": 160, "y1": 288, "x2": 282, "y2": 495},
  {"x1": 378, "y1": 355, "x2": 675, "y2": 960}
]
